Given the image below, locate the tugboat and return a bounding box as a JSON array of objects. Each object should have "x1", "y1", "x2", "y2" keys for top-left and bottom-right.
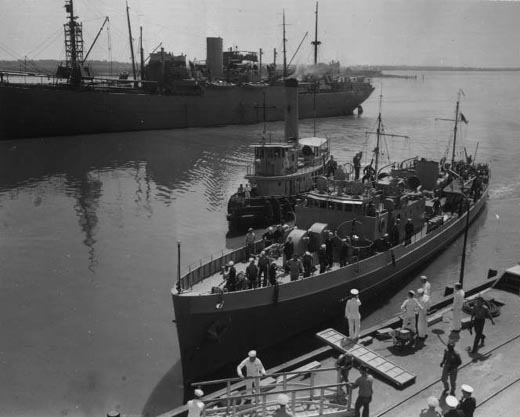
[
  {"x1": 172, "y1": 93, "x2": 490, "y2": 384},
  {"x1": 226, "y1": 79, "x2": 335, "y2": 233}
]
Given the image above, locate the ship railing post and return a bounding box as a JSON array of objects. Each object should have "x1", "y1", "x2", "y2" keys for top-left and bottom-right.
[
  {"x1": 232, "y1": 397, "x2": 237, "y2": 417},
  {"x1": 290, "y1": 391, "x2": 297, "y2": 413},
  {"x1": 347, "y1": 383, "x2": 353, "y2": 410},
  {"x1": 261, "y1": 392, "x2": 267, "y2": 415},
  {"x1": 319, "y1": 387, "x2": 325, "y2": 415},
  {"x1": 336, "y1": 368, "x2": 342, "y2": 397},
  {"x1": 282, "y1": 373, "x2": 287, "y2": 390},
  {"x1": 309, "y1": 372, "x2": 315, "y2": 401},
  {"x1": 226, "y1": 381, "x2": 231, "y2": 411},
  {"x1": 255, "y1": 377, "x2": 260, "y2": 404}
]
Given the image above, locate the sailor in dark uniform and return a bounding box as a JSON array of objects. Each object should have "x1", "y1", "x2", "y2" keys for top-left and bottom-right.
[
  {"x1": 353, "y1": 152, "x2": 362, "y2": 180},
  {"x1": 318, "y1": 244, "x2": 327, "y2": 274},
  {"x1": 404, "y1": 218, "x2": 414, "y2": 245},
  {"x1": 302, "y1": 251, "x2": 313, "y2": 277},
  {"x1": 225, "y1": 261, "x2": 237, "y2": 292}
]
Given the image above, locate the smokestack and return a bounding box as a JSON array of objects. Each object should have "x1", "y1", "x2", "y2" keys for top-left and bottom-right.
[
  {"x1": 206, "y1": 37, "x2": 223, "y2": 80},
  {"x1": 284, "y1": 78, "x2": 299, "y2": 141}
]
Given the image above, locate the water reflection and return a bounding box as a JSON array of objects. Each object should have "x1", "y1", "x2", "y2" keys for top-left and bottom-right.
[{"x1": 67, "y1": 174, "x2": 102, "y2": 272}]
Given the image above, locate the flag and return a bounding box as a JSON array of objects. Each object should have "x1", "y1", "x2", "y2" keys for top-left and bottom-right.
[{"x1": 460, "y1": 113, "x2": 468, "y2": 124}]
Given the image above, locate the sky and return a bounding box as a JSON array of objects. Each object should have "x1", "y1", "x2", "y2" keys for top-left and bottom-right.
[{"x1": 1, "y1": 0, "x2": 520, "y2": 68}]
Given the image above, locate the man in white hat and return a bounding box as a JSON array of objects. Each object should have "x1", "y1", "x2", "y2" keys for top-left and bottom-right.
[
  {"x1": 345, "y1": 289, "x2": 362, "y2": 339},
  {"x1": 457, "y1": 384, "x2": 476, "y2": 417},
  {"x1": 273, "y1": 393, "x2": 293, "y2": 417},
  {"x1": 444, "y1": 395, "x2": 460, "y2": 416},
  {"x1": 417, "y1": 288, "x2": 431, "y2": 340},
  {"x1": 237, "y1": 350, "x2": 266, "y2": 398},
  {"x1": 420, "y1": 275, "x2": 431, "y2": 297},
  {"x1": 186, "y1": 389, "x2": 204, "y2": 417},
  {"x1": 401, "y1": 290, "x2": 423, "y2": 333},
  {"x1": 419, "y1": 396, "x2": 442, "y2": 417},
  {"x1": 224, "y1": 261, "x2": 237, "y2": 292}
]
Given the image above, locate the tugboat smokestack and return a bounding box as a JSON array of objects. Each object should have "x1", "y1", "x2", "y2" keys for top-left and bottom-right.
[{"x1": 284, "y1": 78, "x2": 299, "y2": 142}]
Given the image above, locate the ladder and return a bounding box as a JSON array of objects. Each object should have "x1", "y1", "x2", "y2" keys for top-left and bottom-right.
[{"x1": 316, "y1": 328, "x2": 416, "y2": 388}]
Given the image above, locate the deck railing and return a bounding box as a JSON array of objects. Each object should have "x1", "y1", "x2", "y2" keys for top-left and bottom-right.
[
  {"x1": 180, "y1": 240, "x2": 267, "y2": 290},
  {"x1": 191, "y1": 367, "x2": 353, "y2": 417}
]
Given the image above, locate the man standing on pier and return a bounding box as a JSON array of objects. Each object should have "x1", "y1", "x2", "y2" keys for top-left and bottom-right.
[
  {"x1": 417, "y1": 288, "x2": 431, "y2": 340},
  {"x1": 440, "y1": 341, "x2": 462, "y2": 395},
  {"x1": 452, "y1": 283, "x2": 465, "y2": 332},
  {"x1": 401, "y1": 290, "x2": 422, "y2": 333},
  {"x1": 420, "y1": 275, "x2": 432, "y2": 297},
  {"x1": 351, "y1": 366, "x2": 373, "y2": 417},
  {"x1": 457, "y1": 384, "x2": 476, "y2": 417},
  {"x1": 346, "y1": 289, "x2": 362, "y2": 339},
  {"x1": 336, "y1": 352, "x2": 354, "y2": 397},
  {"x1": 186, "y1": 389, "x2": 204, "y2": 417},
  {"x1": 237, "y1": 350, "x2": 266, "y2": 400},
  {"x1": 470, "y1": 296, "x2": 495, "y2": 353}
]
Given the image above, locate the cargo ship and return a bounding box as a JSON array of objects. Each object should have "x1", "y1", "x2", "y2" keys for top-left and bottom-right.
[
  {"x1": 172, "y1": 95, "x2": 490, "y2": 383},
  {"x1": 0, "y1": 1, "x2": 374, "y2": 140}
]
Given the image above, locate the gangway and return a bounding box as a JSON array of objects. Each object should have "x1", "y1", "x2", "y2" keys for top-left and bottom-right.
[
  {"x1": 316, "y1": 328, "x2": 416, "y2": 388},
  {"x1": 158, "y1": 365, "x2": 355, "y2": 417}
]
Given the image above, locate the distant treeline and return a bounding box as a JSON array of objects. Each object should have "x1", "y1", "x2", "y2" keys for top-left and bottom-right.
[
  {"x1": 356, "y1": 65, "x2": 520, "y2": 72},
  {"x1": 0, "y1": 59, "x2": 133, "y2": 76}
]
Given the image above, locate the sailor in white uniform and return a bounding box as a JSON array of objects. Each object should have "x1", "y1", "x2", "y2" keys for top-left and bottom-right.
[{"x1": 237, "y1": 350, "x2": 266, "y2": 397}]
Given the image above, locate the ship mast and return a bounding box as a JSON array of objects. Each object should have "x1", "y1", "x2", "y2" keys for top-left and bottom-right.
[
  {"x1": 64, "y1": 0, "x2": 84, "y2": 87},
  {"x1": 451, "y1": 90, "x2": 463, "y2": 168},
  {"x1": 283, "y1": 10, "x2": 287, "y2": 78},
  {"x1": 367, "y1": 93, "x2": 409, "y2": 177},
  {"x1": 126, "y1": 1, "x2": 137, "y2": 83},
  {"x1": 139, "y1": 26, "x2": 145, "y2": 81},
  {"x1": 311, "y1": 2, "x2": 321, "y2": 135},
  {"x1": 311, "y1": 2, "x2": 321, "y2": 65}
]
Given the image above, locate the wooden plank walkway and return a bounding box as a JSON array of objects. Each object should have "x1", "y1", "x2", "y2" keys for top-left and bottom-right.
[{"x1": 316, "y1": 328, "x2": 416, "y2": 388}]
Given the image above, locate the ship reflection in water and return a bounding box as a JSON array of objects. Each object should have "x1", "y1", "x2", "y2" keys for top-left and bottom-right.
[{"x1": 0, "y1": 127, "x2": 261, "y2": 417}]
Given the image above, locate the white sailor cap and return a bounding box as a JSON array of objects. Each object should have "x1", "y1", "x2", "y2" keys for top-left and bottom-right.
[
  {"x1": 268, "y1": 226, "x2": 274, "y2": 231},
  {"x1": 249, "y1": 258, "x2": 255, "y2": 262},
  {"x1": 445, "y1": 395, "x2": 458, "y2": 408},
  {"x1": 248, "y1": 227, "x2": 253, "y2": 232},
  {"x1": 228, "y1": 261, "x2": 234, "y2": 266},
  {"x1": 278, "y1": 394, "x2": 289, "y2": 405},
  {"x1": 417, "y1": 288, "x2": 424, "y2": 295},
  {"x1": 420, "y1": 275, "x2": 428, "y2": 280},
  {"x1": 305, "y1": 251, "x2": 311, "y2": 256},
  {"x1": 427, "y1": 396, "x2": 439, "y2": 408},
  {"x1": 194, "y1": 389, "x2": 204, "y2": 397},
  {"x1": 408, "y1": 290, "x2": 415, "y2": 296},
  {"x1": 461, "y1": 384, "x2": 473, "y2": 393},
  {"x1": 350, "y1": 289, "x2": 359, "y2": 296},
  {"x1": 321, "y1": 244, "x2": 326, "y2": 248},
  {"x1": 248, "y1": 350, "x2": 257, "y2": 358}
]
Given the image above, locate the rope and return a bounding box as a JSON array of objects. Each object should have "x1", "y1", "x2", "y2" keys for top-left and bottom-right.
[{"x1": 462, "y1": 298, "x2": 501, "y2": 317}]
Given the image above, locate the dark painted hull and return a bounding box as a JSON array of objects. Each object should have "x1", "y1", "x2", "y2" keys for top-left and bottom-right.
[
  {"x1": 0, "y1": 82, "x2": 373, "y2": 139},
  {"x1": 172, "y1": 188, "x2": 488, "y2": 383}
]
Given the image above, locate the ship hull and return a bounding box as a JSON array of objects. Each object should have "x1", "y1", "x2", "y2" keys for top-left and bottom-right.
[
  {"x1": 172, "y1": 189, "x2": 487, "y2": 383},
  {"x1": 0, "y1": 82, "x2": 373, "y2": 139}
]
